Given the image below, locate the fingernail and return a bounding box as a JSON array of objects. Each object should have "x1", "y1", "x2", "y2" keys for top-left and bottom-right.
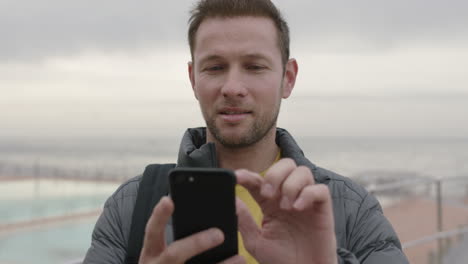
[
  {"x1": 293, "y1": 198, "x2": 305, "y2": 210},
  {"x1": 261, "y1": 183, "x2": 274, "y2": 197},
  {"x1": 280, "y1": 196, "x2": 291, "y2": 210}
]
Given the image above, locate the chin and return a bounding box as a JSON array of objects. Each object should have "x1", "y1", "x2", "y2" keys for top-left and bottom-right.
[
  {"x1": 217, "y1": 129, "x2": 264, "y2": 149},
  {"x1": 219, "y1": 130, "x2": 246, "y2": 142},
  {"x1": 207, "y1": 117, "x2": 272, "y2": 148}
]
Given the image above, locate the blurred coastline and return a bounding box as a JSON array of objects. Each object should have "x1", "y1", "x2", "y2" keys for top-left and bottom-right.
[{"x1": 2, "y1": 135, "x2": 467, "y2": 182}]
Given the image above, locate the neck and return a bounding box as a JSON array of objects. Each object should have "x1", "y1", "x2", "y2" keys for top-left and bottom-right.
[{"x1": 208, "y1": 128, "x2": 280, "y2": 173}]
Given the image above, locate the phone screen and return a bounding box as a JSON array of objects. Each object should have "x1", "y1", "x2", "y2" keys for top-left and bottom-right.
[{"x1": 169, "y1": 168, "x2": 238, "y2": 264}]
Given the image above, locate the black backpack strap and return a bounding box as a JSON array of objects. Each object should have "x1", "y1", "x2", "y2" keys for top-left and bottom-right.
[{"x1": 125, "y1": 163, "x2": 176, "y2": 264}]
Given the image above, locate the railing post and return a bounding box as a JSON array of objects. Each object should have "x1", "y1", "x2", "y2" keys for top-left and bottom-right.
[
  {"x1": 436, "y1": 180, "x2": 443, "y2": 264},
  {"x1": 457, "y1": 225, "x2": 464, "y2": 242},
  {"x1": 428, "y1": 250, "x2": 436, "y2": 264},
  {"x1": 465, "y1": 183, "x2": 468, "y2": 202}
]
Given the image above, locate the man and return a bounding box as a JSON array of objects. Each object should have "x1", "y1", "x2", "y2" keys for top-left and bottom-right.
[{"x1": 84, "y1": 0, "x2": 409, "y2": 263}]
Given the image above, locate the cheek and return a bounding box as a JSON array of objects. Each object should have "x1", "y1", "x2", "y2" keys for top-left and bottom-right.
[
  {"x1": 194, "y1": 80, "x2": 219, "y2": 106},
  {"x1": 252, "y1": 79, "x2": 282, "y2": 102}
]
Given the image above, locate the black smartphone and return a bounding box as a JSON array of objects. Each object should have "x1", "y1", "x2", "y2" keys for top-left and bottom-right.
[{"x1": 169, "y1": 167, "x2": 238, "y2": 264}]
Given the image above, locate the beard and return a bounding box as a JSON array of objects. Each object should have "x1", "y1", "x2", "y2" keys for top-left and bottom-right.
[{"x1": 204, "y1": 101, "x2": 281, "y2": 149}]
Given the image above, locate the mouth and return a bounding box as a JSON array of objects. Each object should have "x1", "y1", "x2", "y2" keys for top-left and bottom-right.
[
  {"x1": 218, "y1": 107, "x2": 252, "y2": 123},
  {"x1": 219, "y1": 108, "x2": 252, "y2": 115}
]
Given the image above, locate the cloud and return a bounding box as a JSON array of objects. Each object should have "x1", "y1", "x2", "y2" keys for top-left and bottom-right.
[
  {"x1": 1, "y1": 0, "x2": 467, "y2": 61},
  {"x1": 0, "y1": 0, "x2": 192, "y2": 61},
  {"x1": 280, "y1": 0, "x2": 468, "y2": 52}
]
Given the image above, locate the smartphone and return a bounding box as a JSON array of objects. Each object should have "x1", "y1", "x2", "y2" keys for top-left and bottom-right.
[{"x1": 169, "y1": 167, "x2": 238, "y2": 264}]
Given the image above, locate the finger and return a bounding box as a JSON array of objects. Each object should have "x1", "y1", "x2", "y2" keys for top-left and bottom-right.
[
  {"x1": 159, "y1": 228, "x2": 224, "y2": 263},
  {"x1": 279, "y1": 166, "x2": 314, "y2": 210},
  {"x1": 235, "y1": 169, "x2": 263, "y2": 190},
  {"x1": 218, "y1": 254, "x2": 246, "y2": 264},
  {"x1": 261, "y1": 158, "x2": 296, "y2": 198},
  {"x1": 235, "y1": 169, "x2": 265, "y2": 203},
  {"x1": 139, "y1": 196, "x2": 174, "y2": 261},
  {"x1": 236, "y1": 198, "x2": 261, "y2": 253},
  {"x1": 293, "y1": 184, "x2": 332, "y2": 212}
]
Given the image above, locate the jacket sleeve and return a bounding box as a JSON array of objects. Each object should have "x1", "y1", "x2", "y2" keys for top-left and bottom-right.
[
  {"x1": 337, "y1": 192, "x2": 409, "y2": 264},
  {"x1": 83, "y1": 177, "x2": 140, "y2": 264}
]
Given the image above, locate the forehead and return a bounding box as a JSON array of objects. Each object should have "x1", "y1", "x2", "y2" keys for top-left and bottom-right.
[{"x1": 193, "y1": 16, "x2": 281, "y2": 61}]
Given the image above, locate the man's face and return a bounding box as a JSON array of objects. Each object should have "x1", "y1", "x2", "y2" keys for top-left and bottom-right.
[{"x1": 189, "y1": 16, "x2": 297, "y2": 148}]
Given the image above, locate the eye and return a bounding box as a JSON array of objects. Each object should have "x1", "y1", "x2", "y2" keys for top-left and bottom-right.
[
  {"x1": 204, "y1": 65, "x2": 224, "y2": 72},
  {"x1": 246, "y1": 64, "x2": 266, "y2": 71}
]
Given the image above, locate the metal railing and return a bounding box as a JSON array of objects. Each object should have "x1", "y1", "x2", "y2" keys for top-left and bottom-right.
[
  {"x1": 369, "y1": 175, "x2": 468, "y2": 264},
  {"x1": 402, "y1": 226, "x2": 468, "y2": 249}
]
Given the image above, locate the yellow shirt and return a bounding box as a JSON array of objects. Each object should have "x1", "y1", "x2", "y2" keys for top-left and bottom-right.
[{"x1": 236, "y1": 152, "x2": 281, "y2": 264}]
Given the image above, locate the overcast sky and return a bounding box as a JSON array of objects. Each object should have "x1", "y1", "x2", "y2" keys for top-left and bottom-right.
[{"x1": 1, "y1": 0, "x2": 467, "y2": 139}]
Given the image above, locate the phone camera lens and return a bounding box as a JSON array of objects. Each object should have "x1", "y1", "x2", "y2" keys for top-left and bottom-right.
[{"x1": 188, "y1": 176, "x2": 195, "y2": 183}]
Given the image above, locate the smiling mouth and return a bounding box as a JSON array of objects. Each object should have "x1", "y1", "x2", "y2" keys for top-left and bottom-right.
[
  {"x1": 219, "y1": 106, "x2": 253, "y2": 115},
  {"x1": 218, "y1": 108, "x2": 252, "y2": 123},
  {"x1": 220, "y1": 110, "x2": 252, "y2": 115}
]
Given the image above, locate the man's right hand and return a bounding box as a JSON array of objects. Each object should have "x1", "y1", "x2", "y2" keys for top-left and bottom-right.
[{"x1": 138, "y1": 196, "x2": 245, "y2": 264}]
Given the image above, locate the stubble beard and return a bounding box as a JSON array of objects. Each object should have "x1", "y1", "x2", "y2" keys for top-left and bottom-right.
[{"x1": 204, "y1": 101, "x2": 281, "y2": 149}]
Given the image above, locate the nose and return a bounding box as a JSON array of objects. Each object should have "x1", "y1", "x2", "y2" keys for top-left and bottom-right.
[{"x1": 221, "y1": 68, "x2": 248, "y2": 98}]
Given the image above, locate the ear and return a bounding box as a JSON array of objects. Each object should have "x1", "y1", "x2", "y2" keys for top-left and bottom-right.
[
  {"x1": 188, "y1": 61, "x2": 198, "y2": 100},
  {"x1": 281, "y1": 58, "x2": 298, "y2": 99}
]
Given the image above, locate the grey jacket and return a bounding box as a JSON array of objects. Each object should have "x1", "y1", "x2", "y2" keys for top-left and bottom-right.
[{"x1": 84, "y1": 127, "x2": 409, "y2": 264}]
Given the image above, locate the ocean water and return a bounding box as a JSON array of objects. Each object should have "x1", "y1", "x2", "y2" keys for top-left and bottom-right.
[
  {"x1": 1, "y1": 135, "x2": 467, "y2": 263},
  {"x1": 298, "y1": 136, "x2": 468, "y2": 179},
  {"x1": 0, "y1": 219, "x2": 95, "y2": 264},
  {"x1": 1, "y1": 135, "x2": 467, "y2": 180},
  {"x1": 0, "y1": 179, "x2": 118, "y2": 264},
  {"x1": 0, "y1": 194, "x2": 109, "y2": 225}
]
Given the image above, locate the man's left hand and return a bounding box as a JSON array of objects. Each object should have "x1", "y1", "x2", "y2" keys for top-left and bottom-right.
[{"x1": 235, "y1": 158, "x2": 337, "y2": 264}]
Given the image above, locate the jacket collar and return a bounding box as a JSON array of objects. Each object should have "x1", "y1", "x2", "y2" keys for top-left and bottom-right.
[
  {"x1": 176, "y1": 128, "x2": 218, "y2": 168},
  {"x1": 177, "y1": 127, "x2": 319, "y2": 171}
]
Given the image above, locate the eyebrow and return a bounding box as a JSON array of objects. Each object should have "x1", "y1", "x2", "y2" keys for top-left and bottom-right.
[
  {"x1": 241, "y1": 53, "x2": 274, "y2": 66},
  {"x1": 198, "y1": 53, "x2": 273, "y2": 65},
  {"x1": 198, "y1": 54, "x2": 224, "y2": 65},
  {"x1": 241, "y1": 53, "x2": 270, "y2": 61}
]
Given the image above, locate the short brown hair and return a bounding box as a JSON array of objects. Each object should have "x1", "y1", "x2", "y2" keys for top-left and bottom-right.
[{"x1": 188, "y1": 0, "x2": 290, "y2": 65}]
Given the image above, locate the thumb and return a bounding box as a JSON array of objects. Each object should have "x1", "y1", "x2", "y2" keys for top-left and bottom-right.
[
  {"x1": 236, "y1": 198, "x2": 261, "y2": 253},
  {"x1": 139, "y1": 197, "x2": 173, "y2": 262}
]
